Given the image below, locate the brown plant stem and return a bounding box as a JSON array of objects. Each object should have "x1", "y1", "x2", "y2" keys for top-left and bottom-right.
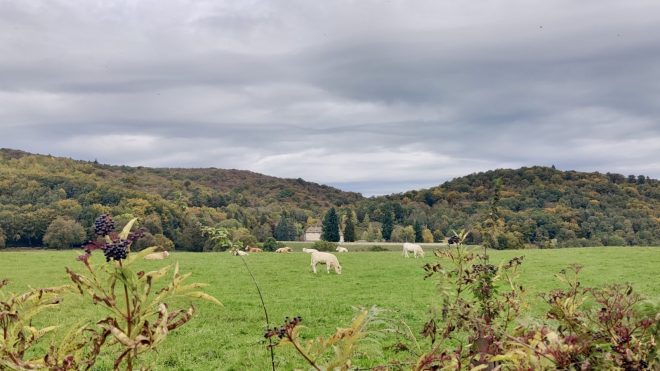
[
  {"x1": 239, "y1": 256, "x2": 276, "y2": 371},
  {"x1": 286, "y1": 335, "x2": 321, "y2": 371},
  {"x1": 119, "y1": 260, "x2": 133, "y2": 371}
]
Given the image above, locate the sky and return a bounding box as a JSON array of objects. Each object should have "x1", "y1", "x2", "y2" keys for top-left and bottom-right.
[{"x1": 1, "y1": 1, "x2": 659, "y2": 196}]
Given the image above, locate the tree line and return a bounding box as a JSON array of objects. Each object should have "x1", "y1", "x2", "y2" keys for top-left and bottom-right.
[{"x1": 1, "y1": 149, "x2": 658, "y2": 250}]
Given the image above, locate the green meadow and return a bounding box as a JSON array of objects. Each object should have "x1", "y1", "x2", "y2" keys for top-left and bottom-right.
[{"x1": 1, "y1": 247, "x2": 658, "y2": 370}]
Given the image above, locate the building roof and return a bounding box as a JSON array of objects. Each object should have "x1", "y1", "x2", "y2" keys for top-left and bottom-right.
[{"x1": 305, "y1": 226, "x2": 322, "y2": 233}]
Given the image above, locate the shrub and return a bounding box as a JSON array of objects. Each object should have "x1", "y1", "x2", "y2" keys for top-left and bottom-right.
[
  {"x1": 133, "y1": 232, "x2": 175, "y2": 251},
  {"x1": 43, "y1": 216, "x2": 86, "y2": 249},
  {"x1": 153, "y1": 233, "x2": 175, "y2": 251},
  {"x1": 262, "y1": 237, "x2": 282, "y2": 252},
  {"x1": 312, "y1": 240, "x2": 337, "y2": 251},
  {"x1": 369, "y1": 245, "x2": 388, "y2": 251}
]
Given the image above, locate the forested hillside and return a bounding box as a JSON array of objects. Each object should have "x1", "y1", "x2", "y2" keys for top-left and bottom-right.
[
  {"x1": 355, "y1": 166, "x2": 659, "y2": 247},
  {"x1": 0, "y1": 149, "x2": 658, "y2": 250},
  {"x1": 0, "y1": 148, "x2": 361, "y2": 250}
]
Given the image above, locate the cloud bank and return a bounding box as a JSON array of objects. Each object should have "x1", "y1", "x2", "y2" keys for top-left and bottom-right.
[{"x1": 1, "y1": 0, "x2": 659, "y2": 195}]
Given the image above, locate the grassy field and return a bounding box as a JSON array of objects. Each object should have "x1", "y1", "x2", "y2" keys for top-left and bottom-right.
[{"x1": 1, "y1": 246, "x2": 659, "y2": 370}]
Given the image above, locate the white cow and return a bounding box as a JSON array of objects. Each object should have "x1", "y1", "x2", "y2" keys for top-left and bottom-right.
[
  {"x1": 302, "y1": 248, "x2": 318, "y2": 253},
  {"x1": 336, "y1": 246, "x2": 348, "y2": 253},
  {"x1": 310, "y1": 251, "x2": 342, "y2": 274},
  {"x1": 402, "y1": 242, "x2": 424, "y2": 258}
]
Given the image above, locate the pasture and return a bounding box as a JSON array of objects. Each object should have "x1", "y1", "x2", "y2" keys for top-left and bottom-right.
[{"x1": 1, "y1": 247, "x2": 659, "y2": 370}]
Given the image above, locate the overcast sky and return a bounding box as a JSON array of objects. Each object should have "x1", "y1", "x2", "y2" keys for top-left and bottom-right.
[{"x1": 1, "y1": 1, "x2": 659, "y2": 196}]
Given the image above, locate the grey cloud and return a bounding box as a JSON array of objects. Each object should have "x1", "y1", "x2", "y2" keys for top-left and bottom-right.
[{"x1": 1, "y1": 0, "x2": 659, "y2": 196}]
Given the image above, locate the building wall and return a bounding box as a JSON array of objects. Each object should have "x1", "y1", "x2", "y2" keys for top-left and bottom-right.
[{"x1": 305, "y1": 232, "x2": 321, "y2": 241}]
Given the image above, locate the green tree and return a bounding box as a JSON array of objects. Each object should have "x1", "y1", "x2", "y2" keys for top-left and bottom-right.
[
  {"x1": 274, "y1": 215, "x2": 297, "y2": 241},
  {"x1": 413, "y1": 221, "x2": 423, "y2": 242},
  {"x1": 390, "y1": 225, "x2": 415, "y2": 242},
  {"x1": 200, "y1": 226, "x2": 233, "y2": 252},
  {"x1": 422, "y1": 227, "x2": 434, "y2": 243},
  {"x1": 362, "y1": 223, "x2": 382, "y2": 242},
  {"x1": 381, "y1": 212, "x2": 394, "y2": 241},
  {"x1": 42, "y1": 217, "x2": 86, "y2": 249},
  {"x1": 343, "y1": 209, "x2": 356, "y2": 242},
  {"x1": 321, "y1": 207, "x2": 340, "y2": 242},
  {"x1": 0, "y1": 228, "x2": 6, "y2": 248}
]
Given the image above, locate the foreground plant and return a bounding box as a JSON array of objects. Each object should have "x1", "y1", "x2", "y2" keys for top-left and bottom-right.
[
  {"x1": 0, "y1": 279, "x2": 70, "y2": 369},
  {"x1": 497, "y1": 264, "x2": 659, "y2": 370},
  {"x1": 265, "y1": 307, "x2": 385, "y2": 370},
  {"x1": 417, "y1": 230, "x2": 526, "y2": 370},
  {"x1": 62, "y1": 214, "x2": 222, "y2": 370}
]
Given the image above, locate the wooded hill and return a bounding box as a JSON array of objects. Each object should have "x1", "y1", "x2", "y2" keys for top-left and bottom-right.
[
  {"x1": 353, "y1": 166, "x2": 659, "y2": 247},
  {"x1": 0, "y1": 148, "x2": 658, "y2": 249}
]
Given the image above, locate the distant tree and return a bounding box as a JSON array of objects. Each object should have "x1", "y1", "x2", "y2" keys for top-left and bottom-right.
[
  {"x1": 413, "y1": 221, "x2": 423, "y2": 243},
  {"x1": 362, "y1": 223, "x2": 382, "y2": 242},
  {"x1": 343, "y1": 209, "x2": 356, "y2": 242},
  {"x1": 133, "y1": 232, "x2": 175, "y2": 251},
  {"x1": 43, "y1": 217, "x2": 86, "y2": 249},
  {"x1": 0, "y1": 228, "x2": 6, "y2": 248},
  {"x1": 200, "y1": 226, "x2": 232, "y2": 252},
  {"x1": 232, "y1": 227, "x2": 258, "y2": 247},
  {"x1": 422, "y1": 227, "x2": 434, "y2": 243},
  {"x1": 390, "y1": 225, "x2": 415, "y2": 242},
  {"x1": 381, "y1": 212, "x2": 394, "y2": 241},
  {"x1": 274, "y1": 215, "x2": 297, "y2": 241},
  {"x1": 253, "y1": 223, "x2": 274, "y2": 242},
  {"x1": 321, "y1": 208, "x2": 340, "y2": 242},
  {"x1": 637, "y1": 175, "x2": 646, "y2": 184}
]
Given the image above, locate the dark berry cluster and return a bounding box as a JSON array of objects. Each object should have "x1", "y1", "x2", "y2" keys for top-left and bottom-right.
[
  {"x1": 79, "y1": 214, "x2": 146, "y2": 263},
  {"x1": 103, "y1": 240, "x2": 129, "y2": 262},
  {"x1": 94, "y1": 214, "x2": 115, "y2": 236},
  {"x1": 264, "y1": 316, "x2": 302, "y2": 339}
]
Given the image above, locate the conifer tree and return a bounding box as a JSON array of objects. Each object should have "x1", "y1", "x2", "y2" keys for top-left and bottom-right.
[
  {"x1": 414, "y1": 221, "x2": 423, "y2": 243},
  {"x1": 381, "y1": 211, "x2": 394, "y2": 241},
  {"x1": 274, "y1": 215, "x2": 297, "y2": 241},
  {"x1": 343, "y1": 209, "x2": 356, "y2": 242},
  {"x1": 321, "y1": 207, "x2": 340, "y2": 242}
]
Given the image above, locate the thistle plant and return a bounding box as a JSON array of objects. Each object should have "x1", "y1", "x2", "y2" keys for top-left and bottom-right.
[{"x1": 64, "y1": 214, "x2": 222, "y2": 370}]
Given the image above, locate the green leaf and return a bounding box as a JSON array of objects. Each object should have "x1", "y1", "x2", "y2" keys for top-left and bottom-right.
[
  {"x1": 119, "y1": 218, "x2": 138, "y2": 240},
  {"x1": 125, "y1": 246, "x2": 159, "y2": 265}
]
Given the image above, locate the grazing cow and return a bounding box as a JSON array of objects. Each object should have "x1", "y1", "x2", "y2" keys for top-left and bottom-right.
[
  {"x1": 402, "y1": 242, "x2": 424, "y2": 258},
  {"x1": 310, "y1": 251, "x2": 342, "y2": 274},
  {"x1": 448, "y1": 235, "x2": 461, "y2": 246},
  {"x1": 144, "y1": 251, "x2": 170, "y2": 260},
  {"x1": 275, "y1": 247, "x2": 293, "y2": 253},
  {"x1": 336, "y1": 246, "x2": 348, "y2": 253}
]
